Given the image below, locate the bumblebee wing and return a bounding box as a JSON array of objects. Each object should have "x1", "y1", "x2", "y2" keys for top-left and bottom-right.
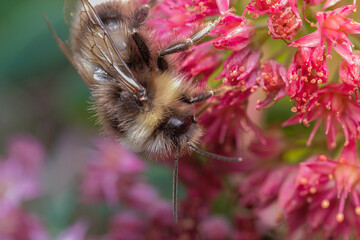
[
  {"x1": 77, "y1": 0, "x2": 147, "y2": 101},
  {"x1": 45, "y1": 15, "x2": 94, "y2": 86}
]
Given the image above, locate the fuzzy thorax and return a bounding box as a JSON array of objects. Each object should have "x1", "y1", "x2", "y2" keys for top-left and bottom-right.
[{"x1": 92, "y1": 72, "x2": 203, "y2": 158}]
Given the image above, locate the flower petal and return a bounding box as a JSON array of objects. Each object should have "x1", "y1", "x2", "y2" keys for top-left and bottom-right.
[{"x1": 216, "y1": 0, "x2": 229, "y2": 14}]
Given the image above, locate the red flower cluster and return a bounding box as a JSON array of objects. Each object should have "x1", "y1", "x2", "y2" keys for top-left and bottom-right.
[{"x1": 146, "y1": 0, "x2": 360, "y2": 238}]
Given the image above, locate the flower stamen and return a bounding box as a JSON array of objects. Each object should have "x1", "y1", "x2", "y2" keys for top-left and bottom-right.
[{"x1": 321, "y1": 199, "x2": 330, "y2": 208}]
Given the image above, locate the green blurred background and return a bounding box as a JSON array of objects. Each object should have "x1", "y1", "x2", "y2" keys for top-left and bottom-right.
[{"x1": 0, "y1": 0, "x2": 96, "y2": 149}]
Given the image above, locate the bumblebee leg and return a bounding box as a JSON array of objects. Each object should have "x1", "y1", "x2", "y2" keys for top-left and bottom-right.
[
  {"x1": 132, "y1": 2, "x2": 157, "y2": 67},
  {"x1": 182, "y1": 86, "x2": 239, "y2": 104},
  {"x1": 172, "y1": 150, "x2": 179, "y2": 223},
  {"x1": 159, "y1": 16, "x2": 221, "y2": 57},
  {"x1": 182, "y1": 91, "x2": 214, "y2": 104},
  {"x1": 132, "y1": 32, "x2": 151, "y2": 66}
]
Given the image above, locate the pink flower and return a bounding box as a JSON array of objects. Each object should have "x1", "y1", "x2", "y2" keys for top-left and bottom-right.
[
  {"x1": 6, "y1": 134, "x2": 45, "y2": 174},
  {"x1": 180, "y1": 156, "x2": 223, "y2": 200},
  {"x1": 339, "y1": 52, "x2": 360, "y2": 86},
  {"x1": 246, "y1": 0, "x2": 289, "y2": 15},
  {"x1": 283, "y1": 84, "x2": 360, "y2": 149},
  {"x1": 279, "y1": 141, "x2": 360, "y2": 239},
  {"x1": 0, "y1": 135, "x2": 45, "y2": 206},
  {"x1": 286, "y1": 46, "x2": 328, "y2": 112},
  {"x1": 238, "y1": 165, "x2": 293, "y2": 236},
  {"x1": 0, "y1": 204, "x2": 48, "y2": 240},
  {"x1": 268, "y1": 7, "x2": 302, "y2": 40},
  {"x1": 290, "y1": 5, "x2": 360, "y2": 65},
  {"x1": 216, "y1": 0, "x2": 229, "y2": 14},
  {"x1": 106, "y1": 212, "x2": 146, "y2": 240},
  {"x1": 217, "y1": 48, "x2": 261, "y2": 90},
  {"x1": 147, "y1": 1, "x2": 194, "y2": 42},
  {"x1": 278, "y1": 156, "x2": 321, "y2": 214},
  {"x1": 185, "y1": 0, "x2": 221, "y2": 21},
  {"x1": 247, "y1": 133, "x2": 286, "y2": 161},
  {"x1": 56, "y1": 221, "x2": 88, "y2": 240},
  {"x1": 199, "y1": 216, "x2": 232, "y2": 240},
  {"x1": 81, "y1": 138, "x2": 145, "y2": 204},
  {"x1": 200, "y1": 90, "x2": 263, "y2": 158},
  {"x1": 232, "y1": 214, "x2": 261, "y2": 240},
  {"x1": 181, "y1": 42, "x2": 224, "y2": 85},
  {"x1": 123, "y1": 182, "x2": 159, "y2": 212},
  {"x1": 148, "y1": 0, "x2": 220, "y2": 42},
  {"x1": 0, "y1": 161, "x2": 41, "y2": 206},
  {"x1": 145, "y1": 199, "x2": 173, "y2": 227},
  {"x1": 212, "y1": 13, "x2": 256, "y2": 51},
  {"x1": 256, "y1": 60, "x2": 287, "y2": 109},
  {"x1": 241, "y1": 166, "x2": 293, "y2": 208}
]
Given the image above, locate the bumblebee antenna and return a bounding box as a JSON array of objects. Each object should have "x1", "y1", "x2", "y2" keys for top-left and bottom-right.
[
  {"x1": 172, "y1": 149, "x2": 179, "y2": 223},
  {"x1": 187, "y1": 142, "x2": 242, "y2": 162}
]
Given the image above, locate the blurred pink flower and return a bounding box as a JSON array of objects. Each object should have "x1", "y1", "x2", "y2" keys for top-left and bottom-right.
[
  {"x1": 199, "y1": 216, "x2": 232, "y2": 240},
  {"x1": 241, "y1": 166, "x2": 293, "y2": 208},
  {"x1": 6, "y1": 134, "x2": 45, "y2": 174},
  {"x1": 232, "y1": 214, "x2": 261, "y2": 240},
  {"x1": 212, "y1": 13, "x2": 256, "y2": 51},
  {"x1": 256, "y1": 60, "x2": 287, "y2": 109},
  {"x1": 268, "y1": 7, "x2": 302, "y2": 40},
  {"x1": 200, "y1": 90, "x2": 263, "y2": 157},
  {"x1": 0, "y1": 134, "x2": 45, "y2": 206},
  {"x1": 180, "y1": 156, "x2": 223, "y2": 201},
  {"x1": 145, "y1": 199, "x2": 173, "y2": 227},
  {"x1": 284, "y1": 84, "x2": 360, "y2": 149},
  {"x1": 0, "y1": 161, "x2": 41, "y2": 206},
  {"x1": 247, "y1": 133, "x2": 285, "y2": 161},
  {"x1": 0, "y1": 205, "x2": 48, "y2": 240},
  {"x1": 56, "y1": 221, "x2": 88, "y2": 240},
  {"x1": 105, "y1": 212, "x2": 145, "y2": 240},
  {"x1": 81, "y1": 138, "x2": 175, "y2": 235},
  {"x1": 290, "y1": 5, "x2": 360, "y2": 65},
  {"x1": 81, "y1": 138, "x2": 145, "y2": 204},
  {"x1": 96, "y1": 190, "x2": 174, "y2": 239},
  {"x1": 123, "y1": 182, "x2": 159, "y2": 211}
]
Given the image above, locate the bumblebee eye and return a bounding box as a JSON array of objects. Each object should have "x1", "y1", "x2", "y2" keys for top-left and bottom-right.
[
  {"x1": 165, "y1": 116, "x2": 195, "y2": 135},
  {"x1": 101, "y1": 17, "x2": 119, "y2": 29}
]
